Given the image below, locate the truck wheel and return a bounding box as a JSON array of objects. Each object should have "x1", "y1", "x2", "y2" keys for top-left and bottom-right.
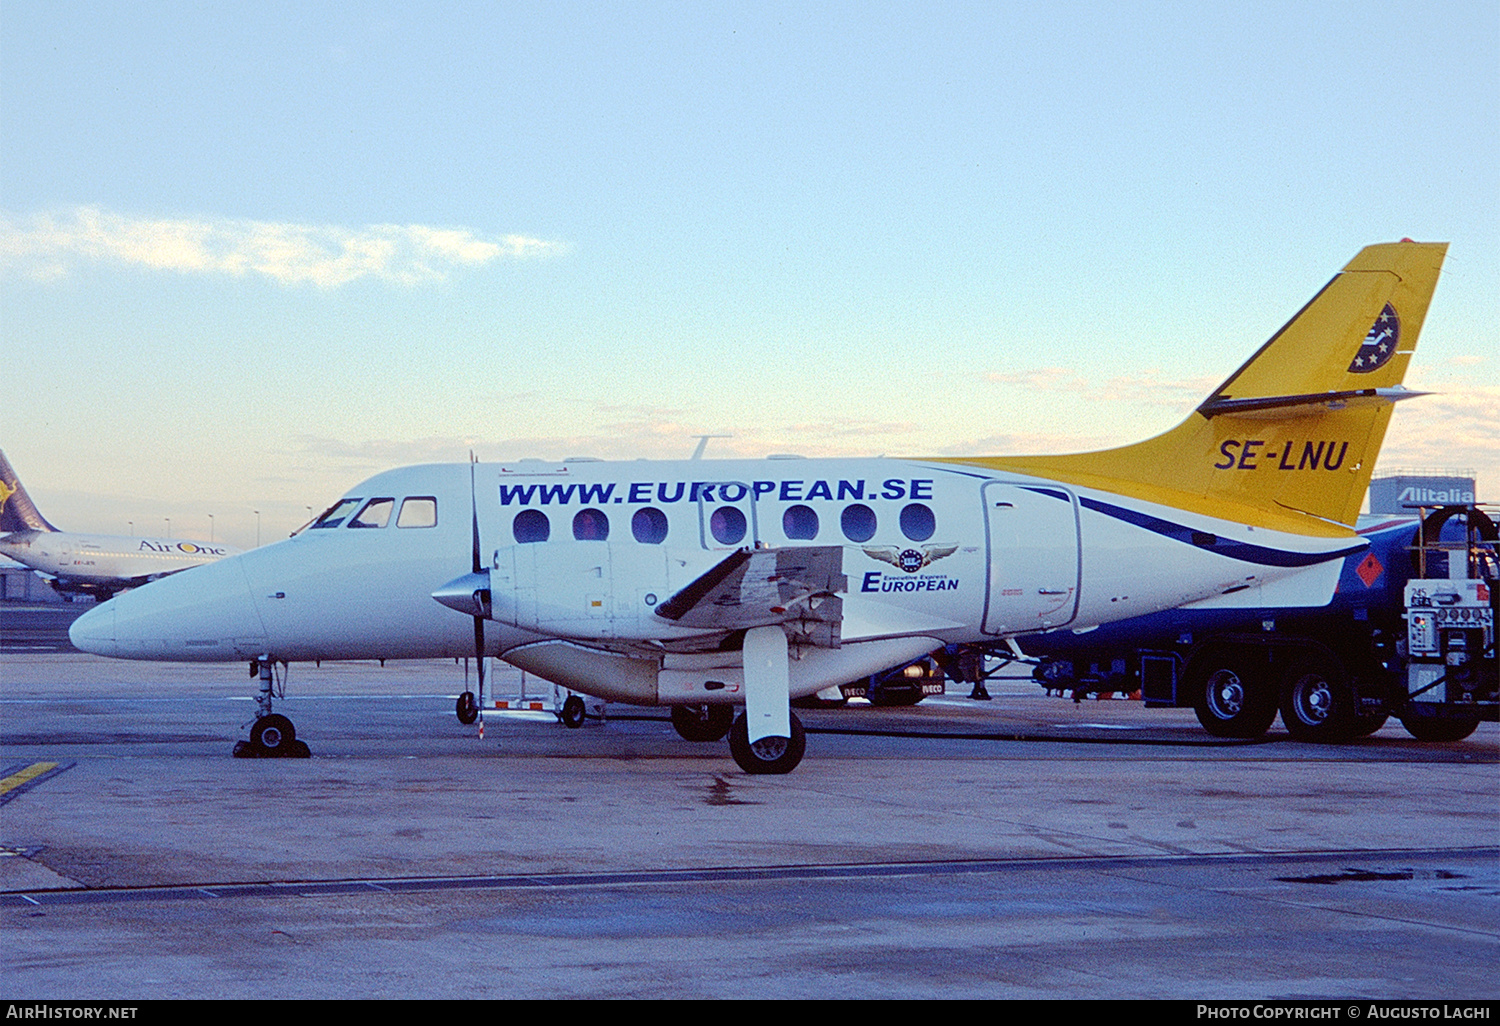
[
  {"x1": 1350, "y1": 711, "x2": 1389, "y2": 738},
  {"x1": 1280, "y1": 671, "x2": 1357, "y2": 742},
  {"x1": 1192, "y1": 666, "x2": 1276, "y2": 738},
  {"x1": 1399, "y1": 710, "x2": 1480, "y2": 742}
]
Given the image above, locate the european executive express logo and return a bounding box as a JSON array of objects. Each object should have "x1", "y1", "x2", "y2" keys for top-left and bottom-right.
[
  {"x1": 860, "y1": 543, "x2": 961, "y2": 593},
  {"x1": 863, "y1": 544, "x2": 959, "y2": 573}
]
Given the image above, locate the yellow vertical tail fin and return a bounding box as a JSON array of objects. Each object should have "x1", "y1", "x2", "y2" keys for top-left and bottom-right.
[{"x1": 951, "y1": 240, "x2": 1448, "y2": 534}]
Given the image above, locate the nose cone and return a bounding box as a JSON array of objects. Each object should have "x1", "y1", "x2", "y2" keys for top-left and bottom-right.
[
  {"x1": 69, "y1": 557, "x2": 268, "y2": 661},
  {"x1": 432, "y1": 571, "x2": 490, "y2": 617},
  {"x1": 69, "y1": 601, "x2": 117, "y2": 656}
]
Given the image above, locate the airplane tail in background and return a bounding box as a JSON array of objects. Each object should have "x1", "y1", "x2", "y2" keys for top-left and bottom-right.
[
  {"x1": 0, "y1": 450, "x2": 61, "y2": 534},
  {"x1": 963, "y1": 240, "x2": 1449, "y2": 535}
]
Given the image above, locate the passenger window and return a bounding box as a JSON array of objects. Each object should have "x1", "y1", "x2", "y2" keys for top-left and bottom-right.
[
  {"x1": 632, "y1": 507, "x2": 669, "y2": 544},
  {"x1": 310, "y1": 499, "x2": 362, "y2": 529},
  {"x1": 841, "y1": 504, "x2": 877, "y2": 543},
  {"x1": 710, "y1": 506, "x2": 747, "y2": 545},
  {"x1": 573, "y1": 508, "x2": 609, "y2": 541},
  {"x1": 349, "y1": 498, "x2": 395, "y2": 529},
  {"x1": 512, "y1": 509, "x2": 550, "y2": 544},
  {"x1": 396, "y1": 496, "x2": 437, "y2": 528},
  {"x1": 783, "y1": 504, "x2": 819, "y2": 540},
  {"x1": 900, "y1": 503, "x2": 936, "y2": 542}
]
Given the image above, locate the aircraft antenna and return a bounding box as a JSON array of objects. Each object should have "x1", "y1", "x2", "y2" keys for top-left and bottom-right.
[{"x1": 691, "y1": 434, "x2": 732, "y2": 460}]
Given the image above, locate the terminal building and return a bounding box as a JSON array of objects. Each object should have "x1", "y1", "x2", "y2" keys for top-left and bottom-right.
[
  {"x1": 1368, "y1": 471, "x2": 1479, "y2": 515},
  {"x1": 0, "y1": 557, "x2": 76, "y2": 603}
]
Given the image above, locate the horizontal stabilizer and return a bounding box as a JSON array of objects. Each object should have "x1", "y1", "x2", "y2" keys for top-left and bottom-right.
[{"x1": 1198, "y1": 385, "x2": 1429, "y2": 419}]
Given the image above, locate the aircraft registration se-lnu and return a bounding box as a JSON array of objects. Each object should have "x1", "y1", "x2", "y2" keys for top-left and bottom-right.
[{"x1": 70, "y1": 241, "x2": 1447, "y2": 773}]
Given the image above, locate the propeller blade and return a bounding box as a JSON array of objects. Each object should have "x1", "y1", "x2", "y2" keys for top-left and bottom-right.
[
  {"x1": 471, "y1": 458, "x2": 482, "y2": 571},
  {"x1": 470, "y1": 455, "x2": 486, "y2": 716}
]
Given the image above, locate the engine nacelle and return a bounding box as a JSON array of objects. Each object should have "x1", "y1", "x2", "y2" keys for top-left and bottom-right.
[{"x1": 484, "y1": 542, "x2": 717, "y2": 642}]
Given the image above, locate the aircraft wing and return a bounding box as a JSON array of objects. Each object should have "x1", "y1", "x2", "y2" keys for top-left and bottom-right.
[{"x1": 655, "y1": 545, "x2": 846, "y2": 645}]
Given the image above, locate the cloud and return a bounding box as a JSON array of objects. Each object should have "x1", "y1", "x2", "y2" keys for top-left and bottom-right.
[
  {"x1": 1382, "y1": 385, "x2": 1500, "y2": 487},
  {"x1": 983, "y1": 367, "x2": 1090, "y2": 392},
  {"x1": 0, "y1": 206, "x2": 566, "y2": 286},
  {"x1": 985, "y1": 366, "x2": 1218, "y2": 410}
]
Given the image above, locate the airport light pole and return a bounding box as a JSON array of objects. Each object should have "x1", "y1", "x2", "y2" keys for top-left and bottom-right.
[
  {"x1": 208, "y1": 514, "x2": 214, "y2": 543},
  {"x1": 164, "y1": 517, "x2": 170, "y2": 539},
  {"x1": 254, "y1": 510, "x2": 261, "y2": 548}
]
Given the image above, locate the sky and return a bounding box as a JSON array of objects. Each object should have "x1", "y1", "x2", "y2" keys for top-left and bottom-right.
[{"x1": 2, "y1": 1, "x2": 1496, "y2": 550}]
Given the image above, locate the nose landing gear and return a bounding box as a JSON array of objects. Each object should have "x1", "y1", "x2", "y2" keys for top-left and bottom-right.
[{"x1": 232, "y1": 656, "x2": 311, "y2": 758}]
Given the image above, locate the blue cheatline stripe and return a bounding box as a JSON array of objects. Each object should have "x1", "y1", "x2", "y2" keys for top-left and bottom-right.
[{"x1": 1017, "y1": 487, "x2": 1364, "y2": 568}]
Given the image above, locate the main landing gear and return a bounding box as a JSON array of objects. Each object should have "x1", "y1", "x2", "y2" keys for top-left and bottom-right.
[
  {"x1": 728, "y1": 626, "x2": 806, "y2": 774},
  {"x1": 233, "y1": 657, "x2": 310, "y2": 758},
  {"x1": 729, "y1": 710, "x2": 806, "y2": 774}
]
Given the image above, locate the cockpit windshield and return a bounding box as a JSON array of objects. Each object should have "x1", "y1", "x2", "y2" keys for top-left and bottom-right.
[
  {"x1": 309, "y1": 498, "x2": 362, "y2": 530},
  {"x1": 296, "y1": 494, "x2": 438, "y2": 536},
  {"x1": 349, "y1": 498, "x2": 395, "y2": 529}
]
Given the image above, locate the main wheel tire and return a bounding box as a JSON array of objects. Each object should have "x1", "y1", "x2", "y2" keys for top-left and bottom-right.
[
  {"x1": 561, "y1": 694, "x2": 587, "y2": 729},
  {"x1": 1280, "y1": 671, "x2": 1357, "y2": 743},
  {"x1": 251, "y1": 713, "x2": 296, "y2": 753},
  {"x1": 671, "y1": 703, "x2": 734, "y2": 742},
  {"x1": 1399, "y1": 709, "x2": 1480, "y2": 742},
  {"x1": 729, "y1": 711, "x2": 806, "y2": 774},
  {"x1": 455, "y1": 691, "x2": 478, "y2": 725},
  {"x1": 1192, "y1": 665, "x2": 1276, "y2": 739}
]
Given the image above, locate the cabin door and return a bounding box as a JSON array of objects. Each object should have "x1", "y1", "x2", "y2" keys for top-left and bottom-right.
[{"x1": 981, "y1": 481, "x2": 1080, "y2": 635}]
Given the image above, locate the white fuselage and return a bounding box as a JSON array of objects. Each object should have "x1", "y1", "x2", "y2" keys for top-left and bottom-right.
[
  {"x1": 69, "y1": 456, "x2": 1360, "y2": 705},
  {"x1": 0, "y1": 529, "x2": 239, "y2": 591}
]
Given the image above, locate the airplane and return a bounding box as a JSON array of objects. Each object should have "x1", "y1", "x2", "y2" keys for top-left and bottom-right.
[
  {"x1": 0, "y1": 449, "x2": 241, "y2": 601},
  {"x1": 69, "y1": 240, "x2": 1448, "y2": 773}
]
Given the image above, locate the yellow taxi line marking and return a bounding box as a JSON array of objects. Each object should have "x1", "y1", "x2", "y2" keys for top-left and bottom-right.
[{"x1": 0, "y1": 761, "x2": 61, "y2": 799}]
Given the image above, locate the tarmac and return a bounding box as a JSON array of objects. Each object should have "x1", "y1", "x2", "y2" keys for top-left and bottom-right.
[{"x1": 1, "y1": 604, "x2": 1497, "y2": 1000}]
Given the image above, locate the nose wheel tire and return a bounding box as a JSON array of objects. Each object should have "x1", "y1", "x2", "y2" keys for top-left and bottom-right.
[
  {"x1": 252, "y1": 713, "x2": 295, "y2": 751},
  {"x1": 671, "y1": 703, "x2": 734, "y2": 742},
  {"x1": 561, "y1": 694, "x2": 587, "y2": 729},
  {"x1": 455, "y1": 691, "x2": 479, "y2": 725},
  {"x1": 729, "y1": 711, "x2": 806, "y2": 774},
  {"x1": 236, "y1": 714, "x2": 309, "y2": 758}
]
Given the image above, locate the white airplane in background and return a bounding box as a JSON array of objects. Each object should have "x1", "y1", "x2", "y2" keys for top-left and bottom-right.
[
  {"x1": 0, "y1": 450, "x2": 240, "y2": 601},
  {"x1": 70, "y1": 241, "x2": 1448, "y2": 773}
]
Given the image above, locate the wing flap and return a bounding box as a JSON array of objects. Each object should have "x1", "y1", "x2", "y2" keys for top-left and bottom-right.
[{"x1": 655, "y1": 546, "x2": 847, "y2": 643}]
